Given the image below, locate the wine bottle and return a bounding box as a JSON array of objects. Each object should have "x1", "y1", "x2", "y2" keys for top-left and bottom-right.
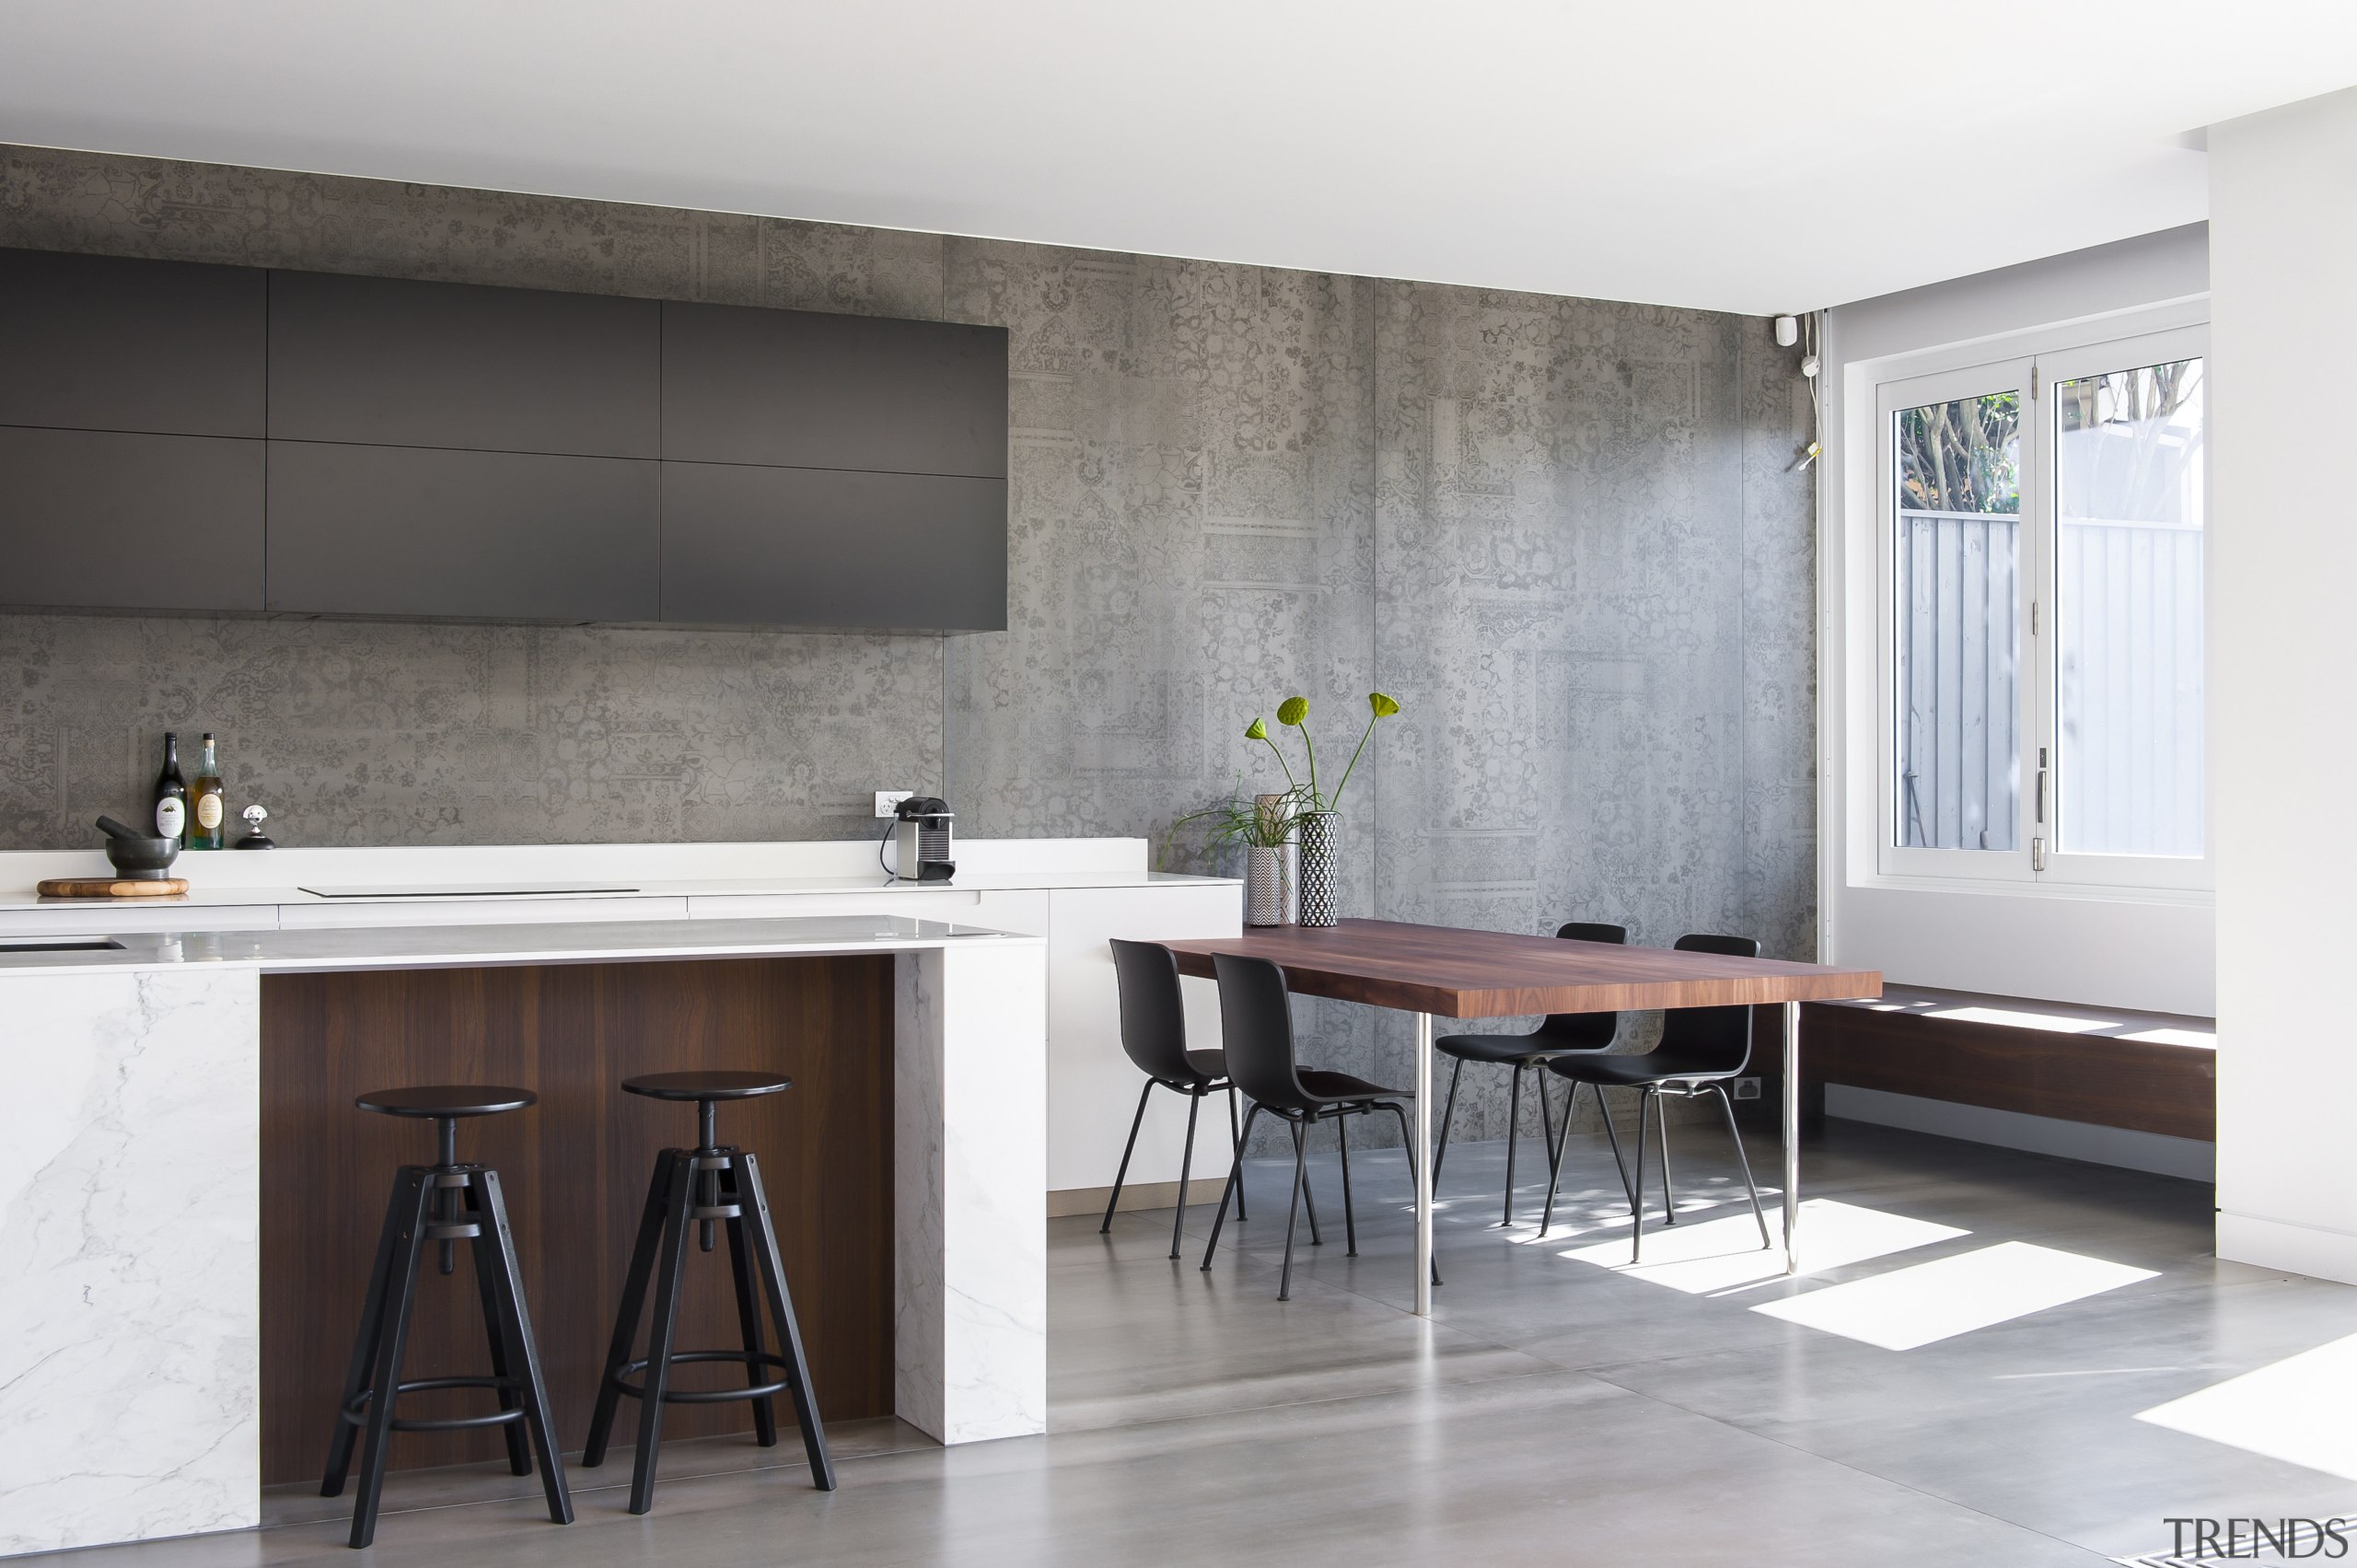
[
  {"x1": 152, "y1": 732, "x2": 188, "y2": 844},
  {"x1": 188, "y1": 732, "x2": 226, "y2": 850}
]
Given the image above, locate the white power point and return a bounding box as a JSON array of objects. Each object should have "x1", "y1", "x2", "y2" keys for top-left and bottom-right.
[
  {"x1": 1733, "y1": 1077, "x2": 1762, "y2": 1101},
  {"x1": 875, "y1": 790, "x2": 915, "y2": 819}
]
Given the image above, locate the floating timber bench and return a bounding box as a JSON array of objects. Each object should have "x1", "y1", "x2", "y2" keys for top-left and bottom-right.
[{"x1": 1800, "y1": 985, "x2": 2215, "y2": 1144}]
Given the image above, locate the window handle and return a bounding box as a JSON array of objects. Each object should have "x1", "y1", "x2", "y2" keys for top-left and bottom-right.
[{"x1": 2035, "y1": 747, "x2": 2049, "y2": 825}]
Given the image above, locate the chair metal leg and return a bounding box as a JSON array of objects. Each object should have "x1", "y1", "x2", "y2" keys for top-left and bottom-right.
[
  {"x1": 1170, "y1": 1086, "x2": 1202, "y2": 1260},
  {"x1": 736, "y1": 1151, "x2": 835, "y2": 1490},
  {"x1": 346, "y1": 1169, "x2": 432, "y2": 1551},
  {"x1": 1226, "y1": 1086, "x2": 1248, "y2": 1222},
  {"x1": 1433, "y1": 1056, "x2": 1464, "y2": 1188},
  {"x1": 1503, "y1": 1063, "x2": 1525, "y2": 1226},
  {"x1": 1538, "y1": 1069, "x2": 1562, "y2": 1174},
  {"x1": 626, "y1": 1151, "x2": 697, "y2": 1516},
  {"x1": 726, "y1": 1209, "x2": 780, "y2": 1446},
  {"x1": 1100, "y1": 1079, "x2": 1155, "y2": 1234},
  {"x1": 473, "y1": 1168, "x2": 573, "y2": 1527},
  {"x1": 1713, "y1": 1084, "x2": 1772, "y2": 1249},
  {"x1": 1335, "y1": 1109, "x2": 1358, "y2": 1257},
  {"x1": 1655, "y1": 1088, "x2": 1677, "y2": 1225},
  {"x1": 1279, "y1": 1117, "x2": 1310, "y2": 1301},
  {"x1": 1630, "y1": 1089, "x2": 1651, "y2": 1264},
  {"x1": 1301, "y1": 1135, "x2": 1323, "y2": 1248},
  {"x1": 1538, "y1": 1079, "x2": 1580, "y2": 1238},
  {"x1": 583, "y1": 1154, "x2": 673, "y2": 1469},
  {"x1": 1376, "y1": 1100, "x2": 1442, "y2": 1288},
  {"x1": 1594, "y1": 1086, "x2": 1638, "y2": 1214},
  {"x1": 321, "y1": 1178, "x2": 407, "y2": 1497},
  {"x1": 1202, "y1": 1101, "x2": 1262, "y2": 1270},
  {"x1": 467, "y1": 1179, "x2": 533, "y2": 1478}
]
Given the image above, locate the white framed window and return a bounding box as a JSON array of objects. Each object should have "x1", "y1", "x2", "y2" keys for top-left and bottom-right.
[{"x1": 1871, "y1": 321, "x2": 2208, "y2": 894}]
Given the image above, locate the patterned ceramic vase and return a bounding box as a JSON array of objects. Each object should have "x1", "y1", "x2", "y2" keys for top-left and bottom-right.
[
  {"x1": 1295, "y1": 810, "x2": 1340, "y2": 927},
  {"x1": 1244, "y1": 845, "x2": 1286, "y2": 926}
]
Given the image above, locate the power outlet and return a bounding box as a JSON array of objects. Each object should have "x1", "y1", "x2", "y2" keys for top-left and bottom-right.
[
  {"x1": 1732, "y1": 1077, "x2": 1762, "y2": 1101},
  {"x1": 874, "y1": 790, "x2": 914, "y2": 819}
]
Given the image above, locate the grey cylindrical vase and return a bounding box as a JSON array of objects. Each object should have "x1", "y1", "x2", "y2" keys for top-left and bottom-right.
[
  {"x1": 1244, "y1": 844, "x2": 1286, "y2": 926},
  {"x1": 1295, "y1": 810, "x2": 1340, "y2": 927}
]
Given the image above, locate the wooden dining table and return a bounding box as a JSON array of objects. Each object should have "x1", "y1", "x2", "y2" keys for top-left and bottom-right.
[{"x1": 1163, "y1": 919, "x2": 1882, "y2": 1314}]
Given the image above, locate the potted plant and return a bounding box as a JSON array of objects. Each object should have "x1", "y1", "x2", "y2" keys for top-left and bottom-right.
[
  {"x1": 1161, "y1": 784, "x2": 1306, "y2": 926},
  {"x1": 1253, "y1": 691, "x2": 1399, "y2": 927}
]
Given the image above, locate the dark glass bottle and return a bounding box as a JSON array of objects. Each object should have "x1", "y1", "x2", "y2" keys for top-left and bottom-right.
[
  {"x1": 188, "y1": 733, "x2": 226, "y2": 850},
  {"x1": 152, "y1": 732, "x2": 188, "y2": 844}
]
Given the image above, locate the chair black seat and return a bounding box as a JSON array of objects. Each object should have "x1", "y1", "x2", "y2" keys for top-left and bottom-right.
[
  {"x1": 1298, "y1": 1068, "x2": 1409, "y2": 1103},
  {"x1": 1544, "y1": 1050, "x2": 1742, "y2": 1088},
  {"x1": 1172, "y1": 1048, "x2": 1227, "y2": 1086},
  {"x1": 1434, "y1": 1032, "x2": 1596, "y2": 1066},
  {"x1": 356, "y1": 1085, "x2": 536, "y2": 1119},
  {"x1": 621, "y1": 1071, "x2": 791, "y2": 1102}
]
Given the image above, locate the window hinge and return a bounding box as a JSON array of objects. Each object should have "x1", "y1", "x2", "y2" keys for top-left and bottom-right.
[
  {"x1": 2030, "y1": 366, "x2": 2040, "y2": 401},
  {"x1": 2032, "y1": 837, "x2": 2047, "y2": 872},
  {"x1": 2031, "y1": 600, "x2": 2039, "y2": 635}
]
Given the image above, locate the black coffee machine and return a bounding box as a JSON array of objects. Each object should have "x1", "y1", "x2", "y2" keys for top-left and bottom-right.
[{"x1": 887, "y1": 796, "x2": 956, "y2": 882}]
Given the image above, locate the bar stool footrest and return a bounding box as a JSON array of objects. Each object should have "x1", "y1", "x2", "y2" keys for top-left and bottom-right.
[
  {"x1": 610, "y1": 1350, "x2": 795, "y2": 1405},
  {"x1": 339, "y1": 1374, "x2": 529, "y2": 1433}
]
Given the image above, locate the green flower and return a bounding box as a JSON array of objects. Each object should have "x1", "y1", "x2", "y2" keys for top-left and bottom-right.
[
  {"x1": 1277, "y1": 696, "x2": 1310, "y2": 726},
  {"x1": 1245, "y1": 717, "x2": 1268, "y2": 741},
  {"x1": 1369, "y1": 691, "x2": 1400, "y2": 717}
]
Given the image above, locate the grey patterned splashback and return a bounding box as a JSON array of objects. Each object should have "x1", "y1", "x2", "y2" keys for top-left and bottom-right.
[{"x1": 0, "y1": 145, "x2": 1814, "y2": 1134}]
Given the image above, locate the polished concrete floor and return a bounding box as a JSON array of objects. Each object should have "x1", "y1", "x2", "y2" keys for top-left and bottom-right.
[{"x1": 42, "y1": 1119, "x2": 2357, "y2": 1566}]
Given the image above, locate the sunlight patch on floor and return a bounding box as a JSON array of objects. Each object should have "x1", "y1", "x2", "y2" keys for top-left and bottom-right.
[
  {"x1": 2135, "y1": 1330, "x2": 2357, "y2": 1480},
  {"x1": 1753, "y1": 1240, "x2": 2157, "y2": 1350},
  {"x1": 1554, "y1": 1198, "x2": 1964, "y2": 1294}
]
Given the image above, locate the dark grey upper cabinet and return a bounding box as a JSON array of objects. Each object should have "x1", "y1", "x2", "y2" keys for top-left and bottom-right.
[
  {"x1": 661, "y1": 304, "x2": 1007, "y2": 478},
  {"x1": 267, "y1": 444, "x2": 659, "y2": 621},
  {"x1": 268, "y1": 272, "x2": 659, "y2": 458},
  {"x1": 660, "y1": 463, "x2": 1006, "y2": 631},
  {"x1": 0, "y1": 426, "x2": 264, "y2": 611},
  {"x1": 0, "y1": 249, "x2": 265, "y2": 437}
]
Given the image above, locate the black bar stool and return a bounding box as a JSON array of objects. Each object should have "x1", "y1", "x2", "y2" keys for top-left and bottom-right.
[
  {"x1": 582, "y1": 1071, "x2": 834, "y2": 1515},
  {"x1": 320, "y1": 1086, "x2": 571, "y2": 1551}
]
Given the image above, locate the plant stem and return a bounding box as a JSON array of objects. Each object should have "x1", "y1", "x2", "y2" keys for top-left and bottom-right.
[
  {"x1": 1299, "y1": 726, "x2": 1318, "y2": 806},
  {"x1": 1329, "y1": 713, "x2": 1378, "y2": 811},
  {"x1": 1258, "y1": 734, "x2": 1299, "y2": 794}
]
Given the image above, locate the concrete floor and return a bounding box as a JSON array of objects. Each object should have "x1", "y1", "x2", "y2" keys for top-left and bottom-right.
[{"x1": 39, "y1": 1120, "x2": 2357, "y2": 1566}]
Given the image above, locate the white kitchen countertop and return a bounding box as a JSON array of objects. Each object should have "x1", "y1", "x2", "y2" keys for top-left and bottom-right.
[{"x1": 0, "y1": 912, "x2": 1034, "y2": 977}]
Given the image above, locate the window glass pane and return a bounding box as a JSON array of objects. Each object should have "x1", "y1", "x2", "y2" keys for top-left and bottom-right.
[
  {"x1": 1894, "y1": 392, "x2": 2021, "y2": 850},
  {"x1": 2054, "y1": 357, "x2": 2204, "y2": 856}
]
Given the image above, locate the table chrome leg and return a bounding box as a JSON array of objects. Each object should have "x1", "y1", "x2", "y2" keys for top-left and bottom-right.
[
  {"x1": 1782, "y1": 999, "x2": 1801, "y2": 1275},
  {"x1": 1414, "y1": 1010, "x2": 1434, "y2": 1316}
]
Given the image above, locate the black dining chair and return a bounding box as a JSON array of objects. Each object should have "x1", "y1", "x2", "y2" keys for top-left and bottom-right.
[
  {"x1": 1433, "y1": 920, "x2": 1627, "y2": 1225},
  {"x1": 1538, "y1": 933, "x2": 1771, "y2": 1262},
  {"x1": 1199, "y1": 952, "x2": 1431, "y2": 1300},
  {"x1": 1102, "y1": 939, "x2": 1251, "y2": 1259}
]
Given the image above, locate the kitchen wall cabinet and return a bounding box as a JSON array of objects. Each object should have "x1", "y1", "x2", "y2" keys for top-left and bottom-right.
[
  {"x1": 0, "y1": 246, "x2": 1008, "y2": 631},
  {"x1": 662, "y1": 302, "x2": 1007, "y2": 478},
  {"x1": 0, "y1": 426, "x2": 264, "y2": 612},
  {"x1": 267, "y1": 271, "x2": 659, "y2": 458},
  {"x1": 266, "y1": 443, "x2": 660, "y2": 621},
  {"x1": 0, "y1": 249, "x2": 264, "y2": 438},
  {"x1": 660, "y1": 462, "x2": 1006, "y2": 630}
]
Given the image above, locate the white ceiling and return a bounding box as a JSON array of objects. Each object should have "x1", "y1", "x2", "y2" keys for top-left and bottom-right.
[{"x1": 4, "y1": 1, "x2": 2354, "y2": 315}]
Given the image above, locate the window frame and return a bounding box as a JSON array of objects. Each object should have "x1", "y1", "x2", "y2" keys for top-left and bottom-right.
[{"x1": 1867, "y1": 319, "x2": 2212, "y2": 897}]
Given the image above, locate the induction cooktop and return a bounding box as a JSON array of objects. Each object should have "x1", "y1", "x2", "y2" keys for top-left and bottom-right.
[{"x1": 298, "y1": 882, "x2": 642, "y2": 899}]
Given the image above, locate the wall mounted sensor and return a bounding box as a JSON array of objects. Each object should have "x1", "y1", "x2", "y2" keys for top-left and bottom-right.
[{"x1": 1773, "y1": 314, "x2": 1799, "y2": 348}]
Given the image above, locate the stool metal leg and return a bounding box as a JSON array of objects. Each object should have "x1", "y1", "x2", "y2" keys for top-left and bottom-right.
[
  {"x1": 582, "y1": 1153, "x2": 674, "y2": 1469},
  {"x1": 627, "y1": 1150, "x2": 698, "y2": 1516},
  {"x1": 348, "y1": 1168, "x2": 432, "y2": 1551},
  {"x1": 321, "y1": 1178, "x2": 407, "y2": 1497},
  {"x1": 467, "y1": 1179, "x2": 533, "y2": 1479},
  {"x1": 473, "y1": 1169, "x2": 573, "y2": 1525},
  {"x1": 735, "y1": 1151, "x2": 834, "y2": 1489},
  {"x1": 725, "y1": 1203, "x2": 780, "y2": 1447}
]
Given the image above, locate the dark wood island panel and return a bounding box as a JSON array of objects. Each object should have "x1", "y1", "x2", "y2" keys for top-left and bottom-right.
[{"x1": 259, "y1": 956, "x2": 895, "y2": 1486}]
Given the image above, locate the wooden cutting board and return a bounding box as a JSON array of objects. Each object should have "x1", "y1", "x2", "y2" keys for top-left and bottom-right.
[{"x1": 38, "y1": 877, "x2": 191, "y2": 899}]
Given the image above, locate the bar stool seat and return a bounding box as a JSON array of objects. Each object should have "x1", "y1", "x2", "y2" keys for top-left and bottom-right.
[
  {"x1": 621, "y1": 1070, "x2": 791, "y2": 1101},
  {"x1": 584, "y1": 1069, "x2": 832, "y2": 1514},
  {"x1": 321, "y1": 1085, "x2": 570, "y2": 1550}
]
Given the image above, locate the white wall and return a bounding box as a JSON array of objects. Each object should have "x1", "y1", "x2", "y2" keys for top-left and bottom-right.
[
  {"x1": 2208, "y1": 86, "x2": 2357, "y2": 1283},
  {"x1": 1821, "y1": 225, "x2": 2217, "y2": 1016}
]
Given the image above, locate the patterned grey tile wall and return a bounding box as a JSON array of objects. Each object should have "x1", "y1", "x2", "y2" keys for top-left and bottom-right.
[{"x1": 0, "y1": 145, "x2": 1817, "y2": 1158}]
